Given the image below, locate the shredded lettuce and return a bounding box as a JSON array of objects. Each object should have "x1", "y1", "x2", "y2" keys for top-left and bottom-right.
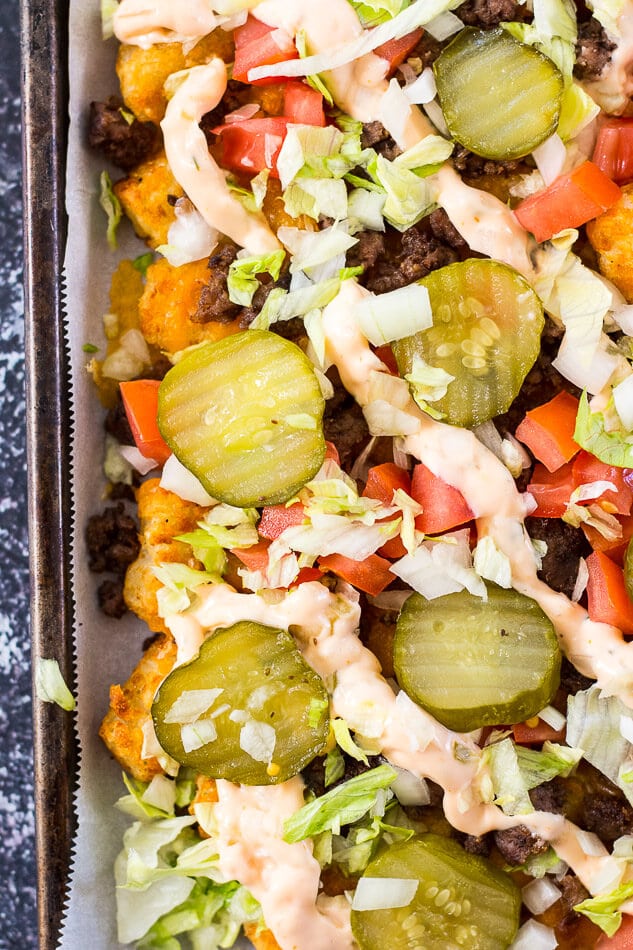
[
  {"x1": 35, "y1": 658, "x2": 76, "y2": 711},
  {"x1": 574, "y1": 391, "x2": 633, "y2": 468},
  {"x1": 368, "y1": 154, "x2": 436, "y2": 230},
  {"x1": 101, "y1": 0, "x2": 118, "y2": 39},
  {"x1": 279, "y1": 225, "x2": 358, "y2": 281},
  {"x1": 153, "y1": 563, "x2": 221, "y2": 617},
  {"x1": 473, "y1": 536, "x2": 513, "y2": 589},
  {"x1": 99, "y1": 170, "x2": 122, "y2": 250},
  {"x1": 503, "y1": 0, "x2": 577, "y2": 82},
  {"x1": 392, "y1": 530, "x2": 487, "y2": 600},
  {"x1": 116, "y1": 774, "x2": 178, "y2": 821},
  {"x1": 484, "y1": 738, "x2": 582, "y2": 816},
  {"x1": 324, "y1": 746, "x2": 346, "y2": 786},
  {"x1": 586, "y1": 0, "x2": 627, "y2": 35},
  {"x1": 332, "y1": 718, "x2": 370, "y2": 765},
  {"x1": 557, "y1": 82, "x2": 601, "y2": 140},
  {"x1": 283, "y1": 765, "x2": 397, "y2": 841},
  {"x1": 295, "y1": 30, "x2": 335, "y2": 104},
  {"x1": 574, "y1": 883, "x2": 633, "y2": 937},
  {"x1": 226, "y1": 249, "x2": 285, "y2": 306},
  {"x1": 349, "y1": 0, "x2": 411, "y2": 27},
  {"x1": 567, "y1": 684, "x2": 633, "y2": 805}
]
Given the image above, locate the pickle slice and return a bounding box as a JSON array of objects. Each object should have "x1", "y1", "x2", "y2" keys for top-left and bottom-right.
[
  {"x1": 393, "y1": 585, "x2": 560, "y2": 731},
  {"x1": 625, "y1": 538, "x2": 633, "y2": 601},
  {"x1": 434, "y1": 28, "x2": 563, "y2": 160},
  {"x1": 152, "y1": 621, "x2": 329, "y2": 784},
  {"x1": 392, "y1": 260, "x2": 543, "y2": 428},
  {"x1": 351, "y1": 835, "x2": 521, "y2": 950},
  {"x1": 158, "y1": 330, "x2": 326, "y2": 507}
]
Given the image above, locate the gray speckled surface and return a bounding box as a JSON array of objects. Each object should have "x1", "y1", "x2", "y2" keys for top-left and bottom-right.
[{"x1": 0, "y1": 5, "x2": 38, "y2": 949}]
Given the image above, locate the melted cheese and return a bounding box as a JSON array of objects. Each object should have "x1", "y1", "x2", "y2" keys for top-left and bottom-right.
[{"x1": 160, "y1": 60, "x2": 280, "y2": 254}]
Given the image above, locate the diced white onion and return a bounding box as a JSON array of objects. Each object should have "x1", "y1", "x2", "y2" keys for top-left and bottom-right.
[
  {"x1": 350, "y1": 437, "x2": 379, "y2": 482},
  {"x1": 120, "y1": 328, "x2": 151, "y2": 363},
  {"x1": 532, "y1": 134, "x2": 567, "y2": 186},
  {"x1": 613, "y1": 374, "x2": 633, "y2": 431},
  {"x1": 224, "y1": 102, "x2": 260, "y2": 123},
  {"x1": 160, "y1": 198, "x2": 218, "y2": 266},
  {"x1": 164, "y1": 688, "x2": 224, "y2": 725},
  {"x1": 577, "y1": 829, "x2": 608, "y2": 857},
  {"x1": 351, "y1": 877, "x2": 418, "y2": 911},
  {"x1": 367, "y1": 590, "x2": 412, "y2": 611},
  {"x1": 403, "y1": 67, "x2": 437, "y2": 104},
  {"x1": 589, "y1": 855, "x2": 626, "y2": 895},
  {"x1": 613, "y1": 303, "x2": 633, "y2": 335},
  {"x1": 378, "y1": 78, "x2": 415, "y2": 149},
  {"x1": 391, "y1": 767, "x2": 431, "y2": 806},
  {"x1": 552, "y1": 340, "x2": 620, "y2": 395},
  {"x1": 181, "y1": 718, "x2": 218, "y2": 753},
  {"x1": 620, "y1": 714, "x2": 633, "y2": 744},
  {"x1": 424, "y1": 11, "x2": 463, "y2": 40},
  {"x1": 160, "y1": 453, "x2": 216, "y2": 506},
  {"x1": 101, "y1": 347, "x2": 145, "y2": 381},
  {"x1": 422, "y1": 99, "x2": 450, "y2": 137},
  {"x1": 521, "y1": 877, "x2": 561, "y2": 915},
  {"x1": 509, "y1": 919, "x2": 558, "y2": 950},
  {"x1": 537, "y1": 705, "x2": 567, "y2": 731},
  {"x1": 118, "y1": 444, "x2": 159, "y2": 475},
  {"x1": 571, "y1": 557, "x2": 589, "y2": 603},
  {"x1": 239, "y1": 720, "x2": 276, "y2": 763},
  {"x1": 392, "y1": 436, "x2": 410, "y2": 469}
]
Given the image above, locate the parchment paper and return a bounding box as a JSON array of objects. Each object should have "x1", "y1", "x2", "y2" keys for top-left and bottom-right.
[{"x1": 60, "y1": 4, "x2": 250, "y2": 946}]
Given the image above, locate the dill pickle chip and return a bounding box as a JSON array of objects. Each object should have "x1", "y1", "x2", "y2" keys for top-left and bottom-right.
[
  {"x1": 392, "y1": 259, "x2": 543, "y2": 427},
  {"x1": 158, "y1": 330, "x2": 326, "y2": 507},
  {"x1": 152, "y1": 621, "x2": 329, "y2": 785},
  {"x1": 625, "y1": 538, "x2": 633, "y2": 601},
  {"x1": 351, "y1": 834, "x2": 521, "y2": 950},
  {"x1": 434, "y1": 28, "x2": 563, "y2": 160},
  {"x1": 393, "y1": 586, "x2": 560, "y2": 732}
]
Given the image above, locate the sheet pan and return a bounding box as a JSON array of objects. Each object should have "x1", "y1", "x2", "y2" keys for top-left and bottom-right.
[{"x1": 21, "y1": 0, "x2": 76, "y2": 946}]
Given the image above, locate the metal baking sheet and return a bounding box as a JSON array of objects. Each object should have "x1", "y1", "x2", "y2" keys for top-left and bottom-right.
[{"x1": 20, "y1": 0, "x2": 76, "y2": 946}]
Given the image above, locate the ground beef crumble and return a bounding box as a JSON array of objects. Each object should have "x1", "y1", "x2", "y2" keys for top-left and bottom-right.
[
  {"x1": 457, "y1": 0, "x2": 530, "y2": 28},
  {"x1": 526, "y1": 517, "x2": 591, "y2": 600},
  {"x1": 193, "y1": 244, "x2": 241, "y2": 324},
  {"x1": 452, "y1": 146, "x2": 528, "y2": 180},
  {"x1": 88, "y1": 98, "x2": 160, "y2": 171},
  {"x1": 574, "y1": 17, "x2": 616, "y2": 81},
  {"x1": 86, "y1": 503, "x2": 140, "y2": 618},
  {"x1": 494, "y1": 824, "x2": 550, "y2": 864}
]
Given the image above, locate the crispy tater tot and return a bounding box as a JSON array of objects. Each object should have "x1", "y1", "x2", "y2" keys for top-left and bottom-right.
[
  {"x1": 99, "y1": 632, "x2": 177, "y2": 782},
  {"x1": 243, "y1": 923, "x2": 283, "y2": 950},
  {"x1": 123, "y1": 478, "x2": 210, "y2": 634},
  {"x1": 114, "y1": 151, "x2": 182, "y2": 248},
  {"x1": 587, "y1": 183, "x2": 633, "y2": 302}
]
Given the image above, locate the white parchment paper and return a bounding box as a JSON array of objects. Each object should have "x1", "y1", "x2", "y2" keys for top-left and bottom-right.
[{"x1": 60, "y1": 4, "x2": 251, "y2": 947}]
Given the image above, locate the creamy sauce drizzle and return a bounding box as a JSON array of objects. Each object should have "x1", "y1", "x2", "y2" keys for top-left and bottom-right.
[
  {"x1": 213, "y1": 778, "x2": 354, "y2": 950},
  {"x1": 160, "y1": 60, "x2": 280, "y2": 254},
  {"x1": 113, "y1": 0, "x2": 221, "y2": 48}
]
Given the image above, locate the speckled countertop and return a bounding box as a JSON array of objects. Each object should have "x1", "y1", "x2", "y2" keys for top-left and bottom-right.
[{"x1": 1, "y1": 3, "x2": 39, "y2": 948}]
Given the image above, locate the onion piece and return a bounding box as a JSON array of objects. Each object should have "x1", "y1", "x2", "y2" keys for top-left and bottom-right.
[
  {"x1": 351, "y1": 877, "x2": 418, "y2": 911},
  {"x1": 613, "y1": 373, "x2": 633, "y2": 431},
  {"x1": 403, "y1": 67, "x2": 437, "y2": 104},
  {"x1": 424, "y1": 11, "x2": 463, "y2": 40},
  {"x1": 621, "y1": 714, "x2": 633, "y2": 744},
  {"x1": 532, "y1": 133, "x2": 567, "y2": 185},
  {"x1": 160, "y1": 453, "x2": 216, "y2": 507},
  {"x1": 521, "y1": 878, "x2": 561, "y2": 915},
  {"x1": 224, "y1": 102, "x2": 260, "y2": 123},
  {"x1": 118, "y1": 444, "x2": 159, "y2": 475},
  {"x1": 571, "y1": 557, "x2": 589, "y2": 603},
  {"x1": 537, "y1": 704, "x2": 567, "y2": 731},
  {"x1": 577, "y1": 829, "x2": 608, "y2": 857},
  {"x1": 509, "y1": 920, "x2": 558, "y2": 950},
  {"x1": 391, "y1": 767, "x2": 430, "y2": 806}
]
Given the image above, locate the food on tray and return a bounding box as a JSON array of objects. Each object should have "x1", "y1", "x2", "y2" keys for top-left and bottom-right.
[{"x1": 82, "y1": 0, "x2": 633, "y2": 946}]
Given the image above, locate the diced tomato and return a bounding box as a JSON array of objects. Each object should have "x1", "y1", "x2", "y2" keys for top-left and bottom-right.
[
  {"x1": 363, "y1": 463, "x2": 412, "y2": 505},
  {"x1": 318, "y1": 552, "x2": 395, "y2": 596},
  {"x1": 325, "y1": 441, "x2": 340, "y2": 464},
  {"x1": 586, "y1": 550, "x2": 633, "y2": 633},
  {"x1": 374, "y1": 28, "x2": 424, "y2": 76},
  {"x1": 410, "y1": 463, "x2": 473, "y2": 534},
  {"x1": 119, "y1": 379, "x2": 171, "y2": 466},
  {"x1": 231, "y1": 540, "x2": 271, "y2": 572},
  {"x1": 593, "y1": 118, "x2": 633, "y2": 184},
  {"x1": 572, "y1": 450, "x2": 633, "y2": 516},
  {"x1": 583, "y1": 513, "x2": 633, "y2": 564},
  {"x1": 232, "y1": 17, "x2": 299, "y2": 85},
  {"x1": 512, "y1": 719, "x2": 565, "y2": 745},
  {"x1": 514, "y1": 161, "x2": 622, "y2": 243},
  {"x1": 527, "y1": 461, "x2": 576, "y2": 518},
  {"x1": 258, "y1": 502, "x2": 306, "y2": 540},
  {"x1": 213, "y1": 116, "x2": 289, "y2": 176},
  {"x1": 374, "y1": 344, "x2": 399, "y2": 375},
  {"x1": 292, "y1": 567, "x2": 324, "y2": 586},
  {"x1": 363, "y1": 464, "x2": 411, "y2": 560},
  {"x1": 283, "y1": 82, "x2": 326, "y2": 126},
  {"x1": 597, "y1": 913, "x2": 633, "y2": 948},
  {"x1": 515, "y1": 391, "x2": 580, "y2": 472}
]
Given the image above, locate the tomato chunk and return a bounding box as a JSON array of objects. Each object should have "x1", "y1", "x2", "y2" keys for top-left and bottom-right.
[
  {"x1": 527, "y1": 461, "x2": 576, "y2": 518},
  {"x1": 583, "y1": 513, "x2": 633, "y2": 564},
  {"x1": 363, "y1": 463, "x2": 412, "y2": 505},
  {"x1": 258, "y1": 503, "x2": 306, "y2": 540},
  {"x1": 515, "y1": 391, "x2": 580, "y2": 472},
  {"x1": 318, "y1": 552, "x2": 395, "y2": 596},
  {"x1": 572, "y1": 451, "x2": 633, "y2": 516},
  {"x1": 233, "y1": 16, "x2": 299, "y2": 85},
  {"x1": 283, "y1": 82, "x2": 326, "y2": 126},
  {"x1": 213, "y1": 117, "x2": 289, "y2": 176},
  {"x1": 120, "y1": 379, "x2": 171, "y2": 465},
  {"x1": 597, "y1": 913, "x2": 633, "y2": 948},
  {"x1": 512, "y1": 719, "x2": 565, "y2": 745},
  {"x1": 593, "y1": 118, "x2": 633, "y2": 184},
  {"x1": 514, "y1": 161, "x2": 622, "y2": 243},
  {"x1": 374, "y1": 28, "x2": 424, "y2": 76},
  {"x1": 586, "y1": 550, "x2": 633, "y2": 633},
  {"x1": 410, "y1": 463, "x2": 473, "y2": 534},
  {"x1": 231, "y1": 540, "x2": 271, "y2": 572}
]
